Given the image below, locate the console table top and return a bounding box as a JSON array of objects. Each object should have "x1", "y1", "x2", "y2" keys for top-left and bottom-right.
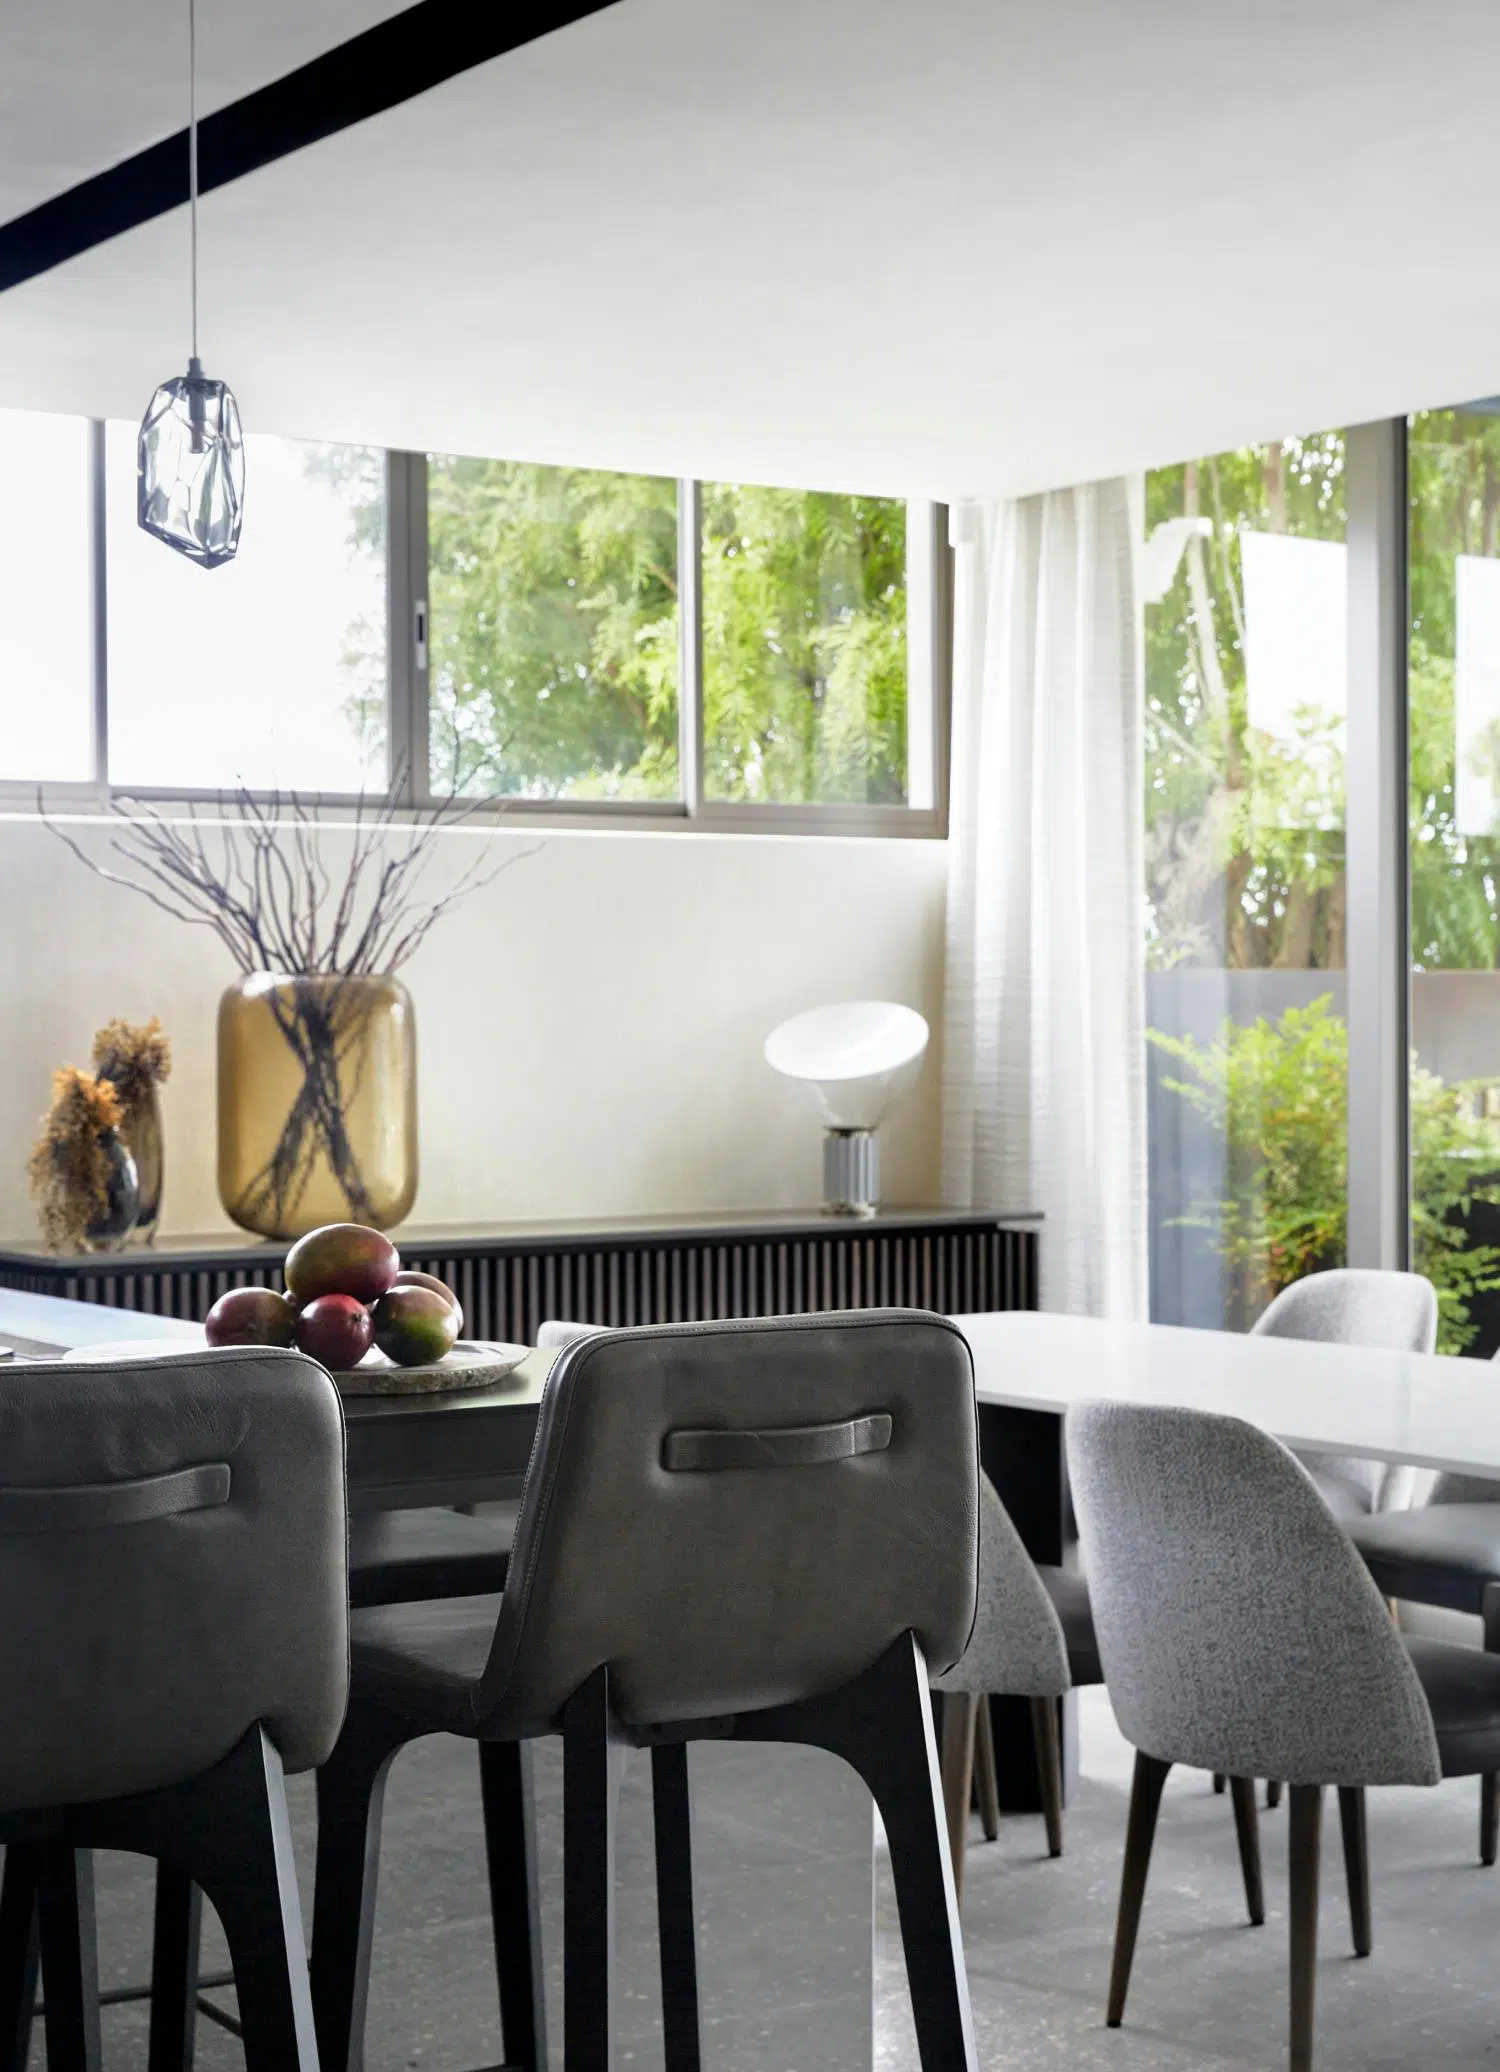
[{"x1": 0, "y1": 1203, "x2": 1040, "y2": 1273}]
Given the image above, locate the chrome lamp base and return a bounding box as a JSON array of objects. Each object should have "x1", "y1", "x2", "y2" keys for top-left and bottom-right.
[{"x1": 823, "y1": 1129, "x2": 879, "y2": 1217}]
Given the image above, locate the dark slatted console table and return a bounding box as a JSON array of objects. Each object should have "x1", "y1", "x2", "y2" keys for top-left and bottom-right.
[{"x1": 0, "y1": 1206, "x2": 1039, "y2": 1340}]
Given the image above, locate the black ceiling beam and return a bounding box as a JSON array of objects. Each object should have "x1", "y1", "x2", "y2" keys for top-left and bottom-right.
[{"x1": 0, "y1": 0, "x2": 623, "y2": 295}]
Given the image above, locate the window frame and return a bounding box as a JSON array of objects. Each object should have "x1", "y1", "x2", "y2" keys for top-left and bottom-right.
[{"x1": 3, "y1": 429, "x2": 950, "y2": 839}]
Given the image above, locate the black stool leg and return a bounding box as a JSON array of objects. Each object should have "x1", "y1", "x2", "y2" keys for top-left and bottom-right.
[
  {"x1": 70, "y1": 1727, "x2": 320, "y2": 2072},
  {"x1": 0, "y1": 1846, "x2": 39, "y2": 2072},
  {"x1": 735, "y1": 1633, "x2": 977, "y2": 2072},
  {"x1": 34, "y1": 1845, "x2": 101, "y2": 2072},
  {"x1": 563, "y1": 1667, "x2": 630, "y2": 2072},
  {"x1": 310, "y1": 1702, "x2": 412, "y2": 2072},
  {"x1": 1337, "y1": 1786, "x2": 1371, "y2": 1959},
  {"x1": 651, "y1": 1743, "x2": 701, "y2": 2072},
  {"x1": 479, "y1": 1740, "x2": 538, "y2": 2072},
  {"x1": 1288, "y1": 1785, "x2": 1323, "y2": 2072},
  {"x1": 1107, "y1": 1751, "x2": 1171, "y2": 2026},
  {"x1": 1229, "y1": 1776, "x2": 1265, "y2": 1925},
  {"x1": 148, "y1": 1865, "x2": 202, "y2": 2072}
]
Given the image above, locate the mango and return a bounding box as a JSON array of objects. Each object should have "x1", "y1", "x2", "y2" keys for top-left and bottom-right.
[
  {"x1": 284, "y1": 1223, "x2": 399, "y2": 1305},
  {"x1": 295, "y1": 1293, "x2": 374, "y2": 1371},
  {"x1": 204, "y1": 1286, "x2": 297, "y2": 1348},
  {"x1": 371, "y1": 1285, "x2": 459, "y2": 1368},
  {"x1": 391, "y1": 1269, "x2": 463, "y2": 1332}
]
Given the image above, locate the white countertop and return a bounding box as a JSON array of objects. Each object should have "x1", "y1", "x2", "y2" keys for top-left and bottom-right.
[{"x1": 954, "y1": 1312, "x2": 1500, "y2": 1480}]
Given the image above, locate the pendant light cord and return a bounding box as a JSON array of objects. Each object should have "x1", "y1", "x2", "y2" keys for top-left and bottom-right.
[{"x1": 188, "y1": 0, "x2": 199, "y2": 366}]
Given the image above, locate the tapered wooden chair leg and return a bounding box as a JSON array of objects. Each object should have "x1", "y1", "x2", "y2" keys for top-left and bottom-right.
[
  {"x1": 0, "y1": 1846, "x2": 39, "y2": 2072},
  {"x1": 939, "y1": 1694, "x2": 979, "y2": 1905},
  {"x1": 480, "y1": 1740, "x2": 538, "y2": 2072},
  {"x1": 1212, "y1": 1772, "x2": 1226, "y2": 1795},
  {"x1": 974, "y1": 1700, "x2": 1001, "y2": 1842},
  {"x1": 651, "y1": 1743, "x2": 702, "y2": 2072},
  {"x1": 148, "y1": 1865, "x2": 202, "y2": 2072},
  {"x1": 1266, "y1": 1779, "x2": 1283, "y2": 1809},
  {"x1": 1288, "y1": 1785, "x2": 1323, "y2": 2072},
  {"x1": 1030, "y1": 1698, "x2": 1064, "y2": 1858},
  {"x1": 563, "y1": 1666, "x2": 630, "y2": 2072},
  {"x1": 1229, "y1": 1777, "x2": 1265, "y2": 1925},
  {"x1": 35, "y1": 1845, "x2": 101, "y2": 2072},
  {"x1": 1107, "y1": 1751, "x2": 1171, "y2": 2027},
  {"x1": 1336, "y1": 1786, "x2": 1371, "y2": 1958},
  {"x1": 1481, "y1": 1775, "x2": 1498, "y2": 1868}
]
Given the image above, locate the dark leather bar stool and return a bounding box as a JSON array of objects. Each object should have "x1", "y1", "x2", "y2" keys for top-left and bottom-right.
[
  {"x1": 348, "y1": 1501, "x2": 519, "y2": 1607},
  {"x1": 310, "y1": 1309, "x2": 983, "y2": 2072},
  {"x1": 0, "y1": 1344, "x2": 347, "y2": 2072},
  {"x1": 344, "y1": 1323, "x2": 594, "y2": 1612},
  {"x1": 1070, "y1": 1399, "x2": 1500, "y2": 2072}
]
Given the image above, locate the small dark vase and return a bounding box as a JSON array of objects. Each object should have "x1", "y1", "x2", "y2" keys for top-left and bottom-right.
[
  {"x1": 85, "y1": 1129, "x2": 140, "y2": 1251},
  {"x1": 116, "y1": 1087, "x2": 164, "y2": 1244}
]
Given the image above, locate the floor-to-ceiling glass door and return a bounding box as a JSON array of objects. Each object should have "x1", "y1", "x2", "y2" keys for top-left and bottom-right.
[
  {"x1": 1144, "y1": 436, "x2": 1349, "y2": 1329},
  {"x1": 1406, "y1": 407, "x2": 1500, "y2": 1353}
]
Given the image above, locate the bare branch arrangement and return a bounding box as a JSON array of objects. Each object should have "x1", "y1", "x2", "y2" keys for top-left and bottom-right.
[
  {"x1": 45, "y1": 785, "x2": 539, "y2": 1234},
  {"x1": 43, "y1": 782, "x2": 535, "y2": 980}
]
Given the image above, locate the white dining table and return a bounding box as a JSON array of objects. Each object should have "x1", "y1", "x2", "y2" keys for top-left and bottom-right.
[
  {"x1": 955, "y1": 1309, "x2": 1500, "y2": 1478},
  {"x1": 951, "y1": 1310, "x2": 1500, "y2": 1809}
]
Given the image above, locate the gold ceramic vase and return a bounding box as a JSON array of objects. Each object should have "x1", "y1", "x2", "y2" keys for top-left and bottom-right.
[{"x1": 217, "y1": 972, "x2": 418, "y2": 1240}]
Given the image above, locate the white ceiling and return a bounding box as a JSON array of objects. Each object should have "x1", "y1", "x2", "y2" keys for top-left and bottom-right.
[
  {"x1": 0, "y1": 1, "x2": 411, "y2": 223},
  {"x1": 3, "y1": 0, "x2": 1500, "y2": 499}
]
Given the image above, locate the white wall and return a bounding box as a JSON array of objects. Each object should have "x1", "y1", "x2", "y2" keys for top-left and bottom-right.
[{"x1": 0, "y1": 816, "x2": 948, "y2": 1240}]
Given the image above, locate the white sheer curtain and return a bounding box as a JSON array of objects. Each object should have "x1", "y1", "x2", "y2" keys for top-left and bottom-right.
[{"x1": 941, "y1": 480, "x2": 1147, "y2": 1319}]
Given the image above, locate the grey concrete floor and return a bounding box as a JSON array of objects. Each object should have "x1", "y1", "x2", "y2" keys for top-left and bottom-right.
[
  {"x1": 877, "y1": 1685, "x2": 1500, "y2": 2071},
  {"x1": 31, "y1": 1683, "x2": 1500, "y2": 2068}
]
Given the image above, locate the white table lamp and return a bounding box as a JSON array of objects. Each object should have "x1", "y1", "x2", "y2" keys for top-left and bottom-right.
[{"x1": 764, "y1": 1001, "x2": 929, "y2": 1215}]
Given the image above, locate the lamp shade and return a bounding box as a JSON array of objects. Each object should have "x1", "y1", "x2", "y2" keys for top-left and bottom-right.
[
  {"x1": 764, "y1": 1001, "x2": 929, "y2": 1130},
  {"x1": 137, "y1": 359, "x2": 245, "y2": 568}
]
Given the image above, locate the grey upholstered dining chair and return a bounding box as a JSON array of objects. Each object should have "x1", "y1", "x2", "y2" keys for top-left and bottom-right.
[
  {"x1": 0, "y1": 1345, "x2": 348, "y2": 2072},
  {"x1": 309, "y1": 1310, "x2": 982, "y2": 2072},
  {"x1": 1254, "y1": 1267, "x2": 1438, "y2": 1519},
  {"x1": 1069, "y1": 1397, "x2": 1500, "y2": 2072},
  {"x1": 932, "y1": 1473, "x2": 1071, "y2": 1884},
  {"x1": 1349, "y1": 1340, "x2": 1500, "y2": 1864}
]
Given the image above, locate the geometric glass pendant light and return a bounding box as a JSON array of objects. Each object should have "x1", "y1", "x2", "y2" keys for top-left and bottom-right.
[{"x1": 137, "y1": 0, "x2": 245, "y2": 568}]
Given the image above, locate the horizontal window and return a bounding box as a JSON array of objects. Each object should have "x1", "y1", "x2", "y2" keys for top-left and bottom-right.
[
  {"x1": 0, "y1": 408, "x2": 945, "y2": 832},
  {"x1": 701, "y1": 485, "x2": 910, "y2": 806},
  {"x1": 105, "y1": 424, "x2": 387, "y2": 792},
  {"x1": 426, "y1": 456, "x2": 679, "y2": 802}
]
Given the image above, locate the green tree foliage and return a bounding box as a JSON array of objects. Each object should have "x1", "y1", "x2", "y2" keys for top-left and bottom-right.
[
  {"x1": 701, "y1": 485, "x2": 907, "y2": 803},
  {"x1": 1147, "y1": 420, "x2": 1500, "y2": 1336},
  {"x1": 1409, "y1": 409, "x2": 1500, "y2": 967},
  {"x1": 1145, "y1": 436, "x2": 1346, "y2": 974},
  {"x1": 327, "y1": 452, "x2": 911, "y2": 804},
  {"x1": 1150, "y1": 998, "x2": 1500, "y2": 1351},
  {"x1": 425, "y1": 457, "x2": 681, "y2": 800}
]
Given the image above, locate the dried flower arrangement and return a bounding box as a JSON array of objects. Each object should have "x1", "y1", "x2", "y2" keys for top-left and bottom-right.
[
  {"x1": 27, "y1": 1068, "x2": 131, "y2": 1250},
  {"x1": 47, "y1": 787, "x2": 536, "y2": 1234},
  {"x1": 92, "y1": 1016, "x2": 172, "y2": 1112},
  {"x1": 92, "y1": 1017, "x2": 173, "y2": 1238}
]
